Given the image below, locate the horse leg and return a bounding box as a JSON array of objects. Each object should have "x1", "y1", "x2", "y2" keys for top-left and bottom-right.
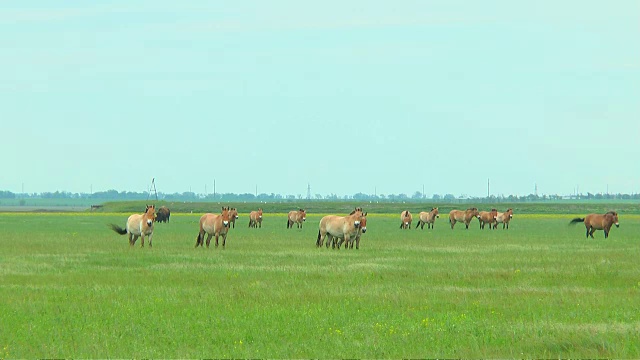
[
  {"x1": 450, "y1": 220, "x2": 455, "y2": 229},
  {"x1": 214, "y1": 233, "x2": 219, "y2": 248},
  {"x1": 356, "y1": 235, "x2": 360, "y2": 250},
  {"x1": 589, "y1": 228, "x2": 595, "y2": 239},
  {"x1": 140, "y1": 234, "x2": 145, "y2": 248},
  {"x1": 465, "y1": 222, "x2": 469, "y2": 229},
  {"x1": 205, "y1": 234, "x2": 213, "y2": 248},
  {"x1": 222, "y1": 233, "x2": 227, "y2": 248},
  {"x1": 148, "y1": 233, "x2": 153, "y2": 248},
  {"x1": 129, "y1": 233, "x2": 134, "y2": 246}
]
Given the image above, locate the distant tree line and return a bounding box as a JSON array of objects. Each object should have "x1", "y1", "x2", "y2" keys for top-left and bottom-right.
[{"x1": 0, "y1": 189, "x2": 638, "y2": 202}]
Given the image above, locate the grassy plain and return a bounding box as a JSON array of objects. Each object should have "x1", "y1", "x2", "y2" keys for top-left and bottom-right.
[{"x1": 0, "y1": 211, "x2": 639, "y2": 358}]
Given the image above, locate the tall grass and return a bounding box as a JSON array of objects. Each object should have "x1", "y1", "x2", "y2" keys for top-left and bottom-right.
[{"x1": 0, "y1": 212, "x2": 638, "y2": 358}]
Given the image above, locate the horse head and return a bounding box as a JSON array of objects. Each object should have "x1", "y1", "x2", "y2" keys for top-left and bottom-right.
[
  {"x1": 221, "y1": 206, "x2": 230, "y2": 227},
  {"x1": 145, "y1": 205, "x2": 156, "y2": 226},
  {"x1": 360, "y1": 212, "x2": 368, "y2": 233},
  {"x1": 299, "y1": 209, "x2": 306, "y2": 222}
]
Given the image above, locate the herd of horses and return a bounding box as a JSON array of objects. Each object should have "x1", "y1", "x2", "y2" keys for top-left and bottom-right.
[{"x1": 108, "y1": 205, "x2": 621, "y2": 248}]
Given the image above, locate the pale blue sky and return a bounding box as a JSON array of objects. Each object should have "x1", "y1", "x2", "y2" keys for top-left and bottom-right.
[{"x1": 2, "y1": 1, "x2": 639, "y2": 197}]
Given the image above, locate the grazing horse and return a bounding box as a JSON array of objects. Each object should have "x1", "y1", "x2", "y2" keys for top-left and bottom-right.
[
  {"x1": 317, "y1": 211, "x2": 366, "y2": 249},
  {"x1": 399, "y1": 210, "x2": 412, "y2": 229},
  {"x1": 569, "y1": 211, "x2": 619, "y2": 239},
  {"x1": 109, "y1": 205, "x2": 156, "y2": 247},
  {"x1": 156, "y1": 206, "x2": 171, "y2": 223},
  {"x1": 477, "y1": 209, "x2": 498, "y2": 229},
  {"x1": 228, "y1": 208, "x2": 239, "y2": 228},
  {"x1": 449, "y1": 208, "x2": 480, "y2": 229},
  {"x1": 249, "y1": 208, "x2": 263, "y2": 228},
  {"x1": 416, "y1": 207, "x2": 439, "y2": 229},
  {"x1": 493, "y1": 208, "x2": 514, "y2": 229},
  {"x1": 287, "y1": 209, "x2": 307, "y2": 229},
  {"x1": 195, "y1": 207, "x2": 231, "y2": 248}
]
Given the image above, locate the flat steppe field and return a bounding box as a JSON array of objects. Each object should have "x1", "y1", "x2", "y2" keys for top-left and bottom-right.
[{"x1": 1, "y1": 212, "x2": 638, "y2": 358}]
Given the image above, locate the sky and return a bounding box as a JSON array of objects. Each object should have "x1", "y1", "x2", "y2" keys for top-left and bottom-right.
[{"x1": 2, "y1": 1, "x2": 639, "y2": 197}]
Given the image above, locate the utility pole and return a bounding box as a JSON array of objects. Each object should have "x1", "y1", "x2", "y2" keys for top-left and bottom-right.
[
  {"x1": 422, "y1": 184, "x2": 425, "y2": 199},
  {"x1": 307, "y1": 183, "x2": 311, "y2": 200},
  {"x1": 255, "y1": 184, "x2": 258, "y2": 197},
  {"x1": 213, "y1": 180, "x2": 216, "y2": 198},
  {"x1": 487, "y1": 178, "x2": 490, "y2": 198}
]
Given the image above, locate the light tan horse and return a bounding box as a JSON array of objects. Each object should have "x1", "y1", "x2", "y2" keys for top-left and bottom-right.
[
  {"x1": 249, "y1": 208, "x2": 263, "y2": 228},
  {"x1": 228, "y1": 208, "x2": 239, "y2": 228},
  {"x1": 399, "y1": 210, "x2": 412, "y2": 229},
  {"x1": 477, "y1": 208, "x2": 498, "y2": 230},
  {"x1": 109, "y1": 205, "x2": 156, "y2": 247},
  {"x1": 449, "y1": 208, "x2": 480, "y2": 229},
  {"x1": 570, "y1": 211, "x2": 619, "y2": 239},
  {"x1": 287, "y1": 208, "x2": 307, "y2": 229},
  {"x1": 195, "y1": 207, "x2": 231, "y2": 248},
  {"x1": 493, "y1": 208, "x2": 514, "y2": 229},
  {"x1": 317, "y1": 210, "x2": 366, "y2": 249},
  {"x1": 327, "y1": 207, "x2": 366, "y2": 249},
  {"x1": 416, "y1": 207, "x2": 439, "y2": 230}
]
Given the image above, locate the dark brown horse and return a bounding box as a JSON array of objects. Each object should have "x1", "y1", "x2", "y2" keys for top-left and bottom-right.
[{"x1": 570, "y1": 211, "x2": 619, "y2": 239}]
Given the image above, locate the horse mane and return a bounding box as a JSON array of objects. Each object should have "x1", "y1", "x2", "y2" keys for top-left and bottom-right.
[{"x1": 605, "y1": 211, "x2": 617, "y2": 216}]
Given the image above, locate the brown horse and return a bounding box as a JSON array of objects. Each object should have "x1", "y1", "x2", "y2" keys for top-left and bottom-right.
[
  {"x1": 317, "y1": 211, "x2": 366, "y2": 249},
  {"x1": 493, "y1": 208, "x2": 514, "y2": 229},
  {"x1": 228, "y1": 208, "x2": 239, "y2": 228},
  {"x1": 449, "y1": 208, "x2": 480, "y2": 229},
  {"x1": 156, "y1": 206, "x2": 171, "y2": 223},
  {"x1": 477, "y1": 209, "x2": 498, "y2": 229},
  {"x1": 109, "y1": 205, "x2": 156, "y2": 247},
  {"x1": 570, "y1": 211, "x2": 619, "y2": 239},
  {"x1": 346, "y1": 213, "x2": 367, "y2": 249},
  {"x1": 399, "y1": 210, "x2": 412, "y2": 229},
  {"x1": 195, "y1": 207, "x2": 231, "y2": 248},
  {"x1": 287, "y1": 208, "x2": 307, "y2": 229},
  {"x1": 249, "y1": 208, "x2": 263, "y2": 228},
  {"x1": 416, "y1": 207, "x2": 439, "y2": 229}
]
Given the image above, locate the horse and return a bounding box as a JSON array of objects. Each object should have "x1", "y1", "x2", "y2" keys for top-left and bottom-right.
[
  {"x1": 317, "y1": 211, "x2": 366, "y2": 249},
  {"x1": 477, "y1": 209, "x2": 498, "y2": 229},
  {"x1": 346, "y1": 212, "x2": 367, "y2": 250},
  {"x1": 156, "y1": 206, "x2": 171, "y2": 223},
  {"x1": 228, "y1": 208, "x2": 239, "y2": 228},
  {"x1": 449, "y1": 208, "x2": 480, "y2": 229},
  {"x1": 195, "y1": 206, "x2": 231, "y2": 248},
  {"x1": 416, "y1": 207, "x2": 439, "y2": 229},
  {"x1": 569, "y1": 211, "x2": 619, "y2": 239},
  {"x1": 287, "y1": 209, "x2": 307, "y2": 229},
  {"x1": 249, "y1": 208, "x2": 263, "y2": 228},
  {"x1": 399, "y1": 210, "x2": 412, "y2": 229},
  {"x1": 493, "y1": 208, "x2": 514, "y2": 229},
  {"x1": 109, "y1": 205, "x2": 156, "y2": 247},
  {"x1": 329, "y1": 207, "x2": 366, "y2": 249}
]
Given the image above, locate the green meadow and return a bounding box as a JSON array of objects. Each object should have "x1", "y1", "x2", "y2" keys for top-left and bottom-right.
[{"x1": 1, "y1": 211, "x2": 639, "y2": 358}]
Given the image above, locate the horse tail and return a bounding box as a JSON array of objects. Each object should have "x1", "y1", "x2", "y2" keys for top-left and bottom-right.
[
  {"x1": 108, "y1": 224, "x2": 127, "y2": 235},
  {"x1": 317, "y1": 230, "x2": 321, "y2": 246},
  {"x1": 569, "y1": 218, "x2": 585, "y2": 225}
]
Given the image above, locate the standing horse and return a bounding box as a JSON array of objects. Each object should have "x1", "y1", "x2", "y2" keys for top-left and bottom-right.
[
  {"x1": 228, "y1": 208, "x2": 239, "y2": 228},
  {"x1": 477, "y1": 209, "x2": 498, "y2": 229},
  {"x1": 249, "y1": 208, "x2": 263, "y2": 228},
  {"x1": 416, "y1": 208, "x2": 439, "y2": 229},
  {"x1": 195, "y1": 207, "x2": 231, "y2": 248},
  {"x1": 329, "y1": 208, "x2": 366, "y2": 249},
  {"x1": 399, "y1": 210, "x2": 412, "y2": 229},
  {"x1": 287, "y1": 209, "x2": 307, "y2": 229},
  {"x1": 569, "y1": 211, "x2": 619, "y2": 239},
  {"x1": 317, "y1": 211, "x2": 366, "y2": 249},
  {"x1": 109, "y1": 205, "x2": 156, "y2": 247},
  {"x1": 449, "y1": 208, "x2": 480, "y2": 229},
  {"x1": 493, "y1": 208, "x2": 514, "y2": 229}
]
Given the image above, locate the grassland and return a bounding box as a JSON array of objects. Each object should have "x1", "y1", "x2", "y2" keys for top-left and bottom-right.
[{"x1": 1, "y1": 211, "x2": 639, "y2": 358}]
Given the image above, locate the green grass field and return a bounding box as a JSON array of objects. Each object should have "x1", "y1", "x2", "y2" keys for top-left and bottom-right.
[{"x1": 1, "y1": 211, "x2": 639, "y2": 358}]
